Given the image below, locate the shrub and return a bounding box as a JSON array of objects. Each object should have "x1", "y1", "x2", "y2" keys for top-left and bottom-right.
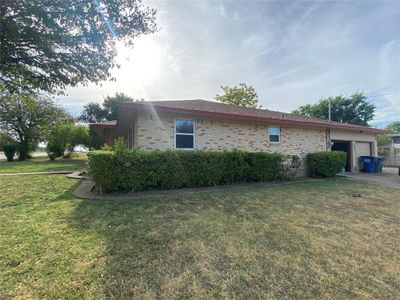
[
  {"x1": 88, "y1": 150, "x2": 286, "y2": 193},
  {"x1": 3, "y1": 145, "x2": 16, "y2": 162},
  {"x1": 307, "y1": 151, "x2": 346, "y2": 178},
  {"x1": 280, "y1": 155, "x2": 302, "y2": 179}
]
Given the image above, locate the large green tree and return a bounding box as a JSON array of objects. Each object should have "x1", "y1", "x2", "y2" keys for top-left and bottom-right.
[
  {"x1": 215, "y1": 83, "x2": 260, "y2": 108},
  {"x1": 385, "y1": 121, "x2": 400, "y2": 133},
  {"x1": 78, "y1": 93, "x2": 134, "y2": 122},
  {"x1": 0, "y1": 0, "x2": 156, "y2": 93},
  {"x1": 78, "y1": 102, "x2": 107, "y2": 123},
  {"x1": 0, "y1": 87, "x2": 71, "y2": 160},
  {"x1": 103, "y1": 93, "x2": 134, "y2": 120},
  {"x1": 377, "y1": 120, "x2": 400, "y2": 147},
  {"x1": 293, "y1": 93, "x2": 375, "y2": 126}
]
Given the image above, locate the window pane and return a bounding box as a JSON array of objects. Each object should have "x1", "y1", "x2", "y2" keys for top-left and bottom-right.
[
  {"x1": 176, "y1": 119, "x2": 194, "y2": 134},
  {"x1": 269, "y1": 127, "x2": 280, "y2": 143},
  {"x1": 269, "y1": 127, "x2": 280, "y2": 136},
  {"x1": 269, "y1": 135, "x2": 280, "y2": 143},
  {"x1": 176, "y1": 134, "x2": 194, "y2": 149}
]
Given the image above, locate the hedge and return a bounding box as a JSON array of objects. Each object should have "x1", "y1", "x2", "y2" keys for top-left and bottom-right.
[
  {"x1": 307, "y1": 151, "x2": 347, "y2": 178},
  {"x1": 88, "y1": 150, "x2": 286, "y2": 192}
]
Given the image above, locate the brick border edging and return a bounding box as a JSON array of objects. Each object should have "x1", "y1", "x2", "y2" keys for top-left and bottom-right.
[
  {"x1": 0, "y1": 170, "x2": 76, "y2": 176},
  {"x1": 71, "y1": 178, "x2": 321, "y2": 201}
]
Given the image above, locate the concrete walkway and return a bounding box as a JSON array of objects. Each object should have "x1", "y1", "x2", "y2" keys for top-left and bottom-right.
[
  {"x1": 0, "y1": 170, "x2": 76, "y2": 176},
  {"x1": 72, "y1": 178, "x2": 319, "y2": 201},
  {"x1": 344, "y1": 167, "x2": 400, "y2": 189}
]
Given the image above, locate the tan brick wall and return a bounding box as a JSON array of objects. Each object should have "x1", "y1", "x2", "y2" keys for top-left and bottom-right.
[{"x1": 136, "y1": 111, "x2": 327, "y2": 156}]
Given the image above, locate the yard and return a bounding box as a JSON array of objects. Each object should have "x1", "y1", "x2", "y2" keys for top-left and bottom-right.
[
  {"x1": 0, "y1": 154, "x2": 87, "y2": 174},
  {"x1": 0, "y1": 160, "x2": 399, "y2": 299}
]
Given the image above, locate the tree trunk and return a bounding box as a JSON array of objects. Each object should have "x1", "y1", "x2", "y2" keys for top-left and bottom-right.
[{"x1": 18, "y1": 140, "x2": 30, "y2": 161}]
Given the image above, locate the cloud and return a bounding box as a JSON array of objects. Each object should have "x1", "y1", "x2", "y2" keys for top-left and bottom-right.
[{"x1": 58, "y1": 0, "x2": 400, "y2": 126}]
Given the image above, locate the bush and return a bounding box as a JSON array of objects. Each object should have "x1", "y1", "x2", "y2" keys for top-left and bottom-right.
[
  {"x1": 88, "y1": 149, "x2": 286, "y2": 193},
  {"x1": 3, "y1": 145, "x2": 16, "y2": 162},
  {"x1": 307, "y1": 151, "x2": 346, "y2": 178}
]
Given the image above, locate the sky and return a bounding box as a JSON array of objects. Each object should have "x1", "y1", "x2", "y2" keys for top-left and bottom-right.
[{"x1": 57, "y1": 0, "x2": 400, "y2": 127}]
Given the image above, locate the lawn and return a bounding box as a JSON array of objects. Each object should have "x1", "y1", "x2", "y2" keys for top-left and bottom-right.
[
  {"x1": 0, "y1": 174, "x2": 399, "y2": 299},
  {"x1": 0, "y1": 154, "x2": 87, "y2": 174}
]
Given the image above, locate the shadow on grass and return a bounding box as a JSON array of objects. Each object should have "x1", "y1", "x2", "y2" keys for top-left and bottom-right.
[
  {"x1": 67, "y1": 184, "x2": 326, "y2": 299},
  {"x1": 67, "y1": 180, "x2": 400, "y2": 299}
]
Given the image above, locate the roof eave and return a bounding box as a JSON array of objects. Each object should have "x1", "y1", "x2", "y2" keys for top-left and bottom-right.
[{"x1": 119, "y1": 102, "x2": 385, "y2": 135}]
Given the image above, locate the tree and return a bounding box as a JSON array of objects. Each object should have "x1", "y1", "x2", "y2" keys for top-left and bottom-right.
[
  {"x1": 293, "y1": 92, "x2": 375, "y2": 126},
  {"x1": 0, "y1": 0, "x2": 157, "y2": 94},
  {"x1": 46, "y1": 123, "x2": 88, "y2": 159},
  {"x1": 377, "y1": 120, "x2": 400, "y2": 147},
  {"x1": 78, "y1": 102, "x2": 107, "y2": 123},
  {"x1": 78, "y1": 93, "x2": 134, "y2": 122},
  {"x1": 0, "y1": 87, "x2": 71, "y2": 160},
  {"x1": 67, "y1": 124, "x2": 89, "y2": 155},
  {"x1": 386, "y1": 121, "x2": 400, "y2": 133},
  {"x1": 103, "y1": 93, "x2": 134, "y2": 120},
  {"x1": 215, "y1": 83, "x2": 260, "y2": 108}
]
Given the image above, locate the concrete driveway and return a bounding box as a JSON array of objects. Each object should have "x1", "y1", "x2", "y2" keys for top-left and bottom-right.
[{"x1": 345, "y1": 167, "x2": 400, "y2": 189}]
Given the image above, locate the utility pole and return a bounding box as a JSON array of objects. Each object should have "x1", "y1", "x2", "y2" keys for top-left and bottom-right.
[{"x1": 328, "y1": 99, "x2": 331, "y2": 122}]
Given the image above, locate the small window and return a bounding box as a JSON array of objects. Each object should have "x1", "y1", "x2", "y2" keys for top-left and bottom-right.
[
  {"x1": 269, "y1": 126, "x2": 280, "y2": 143},
  {"x1": 175, "y1": 119, "x2": 195, "y2": 149}
]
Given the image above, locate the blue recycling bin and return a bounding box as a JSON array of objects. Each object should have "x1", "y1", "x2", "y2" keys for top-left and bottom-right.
[
  {"x1": 360, "y1": 156, "x2": 383, "y2": 173},
  {"x1": 373, "y1": 157, "x2": 383, "y2": 173},
  {"x1": 360, "y1": 156, "x2": 374, "y2": 173}
]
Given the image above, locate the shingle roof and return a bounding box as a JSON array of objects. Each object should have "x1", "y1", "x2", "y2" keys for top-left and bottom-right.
[{"x1": 119, "y1": 99, "x2": 385, "y2": 134}]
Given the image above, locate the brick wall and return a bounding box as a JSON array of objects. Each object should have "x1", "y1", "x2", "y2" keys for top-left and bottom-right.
[{"x1": 136, "y1": 111, "x2": 327, "y2": 157}]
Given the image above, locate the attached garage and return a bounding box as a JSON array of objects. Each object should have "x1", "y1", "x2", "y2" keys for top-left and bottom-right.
[
  {"x1": 355, "y1": 142, "x2": 372, "y2": 170},
  {"x1": 331, "y1": 129, "x2": 377, "y2": 172}
]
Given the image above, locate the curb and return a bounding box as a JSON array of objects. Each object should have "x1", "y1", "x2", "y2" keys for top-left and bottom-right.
[{"x1": 0, "y1": 170, "x2": 76, "y2": 176}]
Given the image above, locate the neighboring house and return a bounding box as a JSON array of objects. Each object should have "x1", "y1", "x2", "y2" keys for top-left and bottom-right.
[
  {"x1": 90, "y1": 99, "x2": 384, "y2": 173},
  {"x1": 379, "y1": 133, "x2": 400, "y2": 166}
]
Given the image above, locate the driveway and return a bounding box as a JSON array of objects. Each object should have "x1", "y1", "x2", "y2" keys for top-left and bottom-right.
[{"x1": 345, "y1": 167, "x2": 400, "y2": 189}]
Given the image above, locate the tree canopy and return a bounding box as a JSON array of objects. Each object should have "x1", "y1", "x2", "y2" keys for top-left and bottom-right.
[
  {"x1": 293, "y1": 93, "x2": 375, "y2": 126},
  {"x1": 78, "y1": 93, "x2": 135, "y2": 122},
  {"x1": 385, "y1": 121, "x2": 400, "y2": 133},
  {"x1": 0, "y1": 0, "x2": 157, "y2": 93},
  {"x1": 377, "y1": 120, "x2": 400, "y2": 147},
  {"x1": 0, "y1": 86, "x2": 71, "y2": 160},
  {"x1": 103, "y1": 93, "x2": 134, "y2": 120},
  {"x1": 215, "y1": 83, "x2": 260, "y2": 108},
  {"x1": 78, "y1": 102, "x2": 108, "y2": 123}
]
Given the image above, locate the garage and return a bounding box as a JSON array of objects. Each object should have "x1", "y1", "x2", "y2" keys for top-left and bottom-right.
[
  {"x1": 355, "y1": 142, "x2": 371, "y2": 170},
  {"x1": 332, "y1": 140, "x2": 351, "y2": 171}
]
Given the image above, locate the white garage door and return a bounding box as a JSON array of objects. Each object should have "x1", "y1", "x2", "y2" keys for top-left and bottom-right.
[{"x1": 355, "y1": 142, "x2": 371, "y2": 170}]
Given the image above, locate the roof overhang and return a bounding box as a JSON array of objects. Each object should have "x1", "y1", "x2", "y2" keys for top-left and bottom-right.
[{"x1": 119, "y1": 102, "x2": 386, "y2": 135}]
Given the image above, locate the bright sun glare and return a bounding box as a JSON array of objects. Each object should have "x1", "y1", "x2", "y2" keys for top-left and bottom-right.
[{"x1": 111, "y1": 37, "x2": 162, "y2": 93}]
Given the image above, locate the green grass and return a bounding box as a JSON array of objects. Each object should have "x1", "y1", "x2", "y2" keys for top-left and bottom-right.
[
  {"x1": 0, "y1": 154, "x2": 87, "y2": 174},
  {"x1": 0, "y1": 176, "x2": 399, "y2": 299}
]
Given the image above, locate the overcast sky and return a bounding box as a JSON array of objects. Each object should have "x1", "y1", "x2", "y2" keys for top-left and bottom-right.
[{"x1": 58, "y1": 0, "x2": 400, "y2": 127}]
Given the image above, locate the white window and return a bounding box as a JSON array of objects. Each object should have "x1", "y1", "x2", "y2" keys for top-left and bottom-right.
[
  {"x1": 268, "y1": 126, "x2": 280, "y2": 143},
  {"x1": 175, "y1": 119, "x2": 195, "y2": 149}
]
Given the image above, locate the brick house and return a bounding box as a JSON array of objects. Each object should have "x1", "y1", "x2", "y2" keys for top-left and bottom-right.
[{"x1": 90, "y1": 100, "x2": 384, "y2": 173}]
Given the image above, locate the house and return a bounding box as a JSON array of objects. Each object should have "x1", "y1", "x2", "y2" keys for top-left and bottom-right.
[
  {"x1": 90, "y1": 99, "x2": 384, "y2": 173},
  {"x1": 379, "y1": 133, "x2": 400, "y2": 166}
]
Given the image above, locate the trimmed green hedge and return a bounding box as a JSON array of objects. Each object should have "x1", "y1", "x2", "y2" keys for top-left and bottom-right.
[
  {"x1": 88, "y1": 150, "x2": 285, "y2": 192},
  {"x1": 307, "y1": 151, "x2": 347, "y2": 178}
]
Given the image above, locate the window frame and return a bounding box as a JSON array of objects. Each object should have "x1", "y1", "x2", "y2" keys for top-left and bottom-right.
[
  {"x1": 268, "y1": 126, "x2": 281, "y2": 144},
  {"x1": 174, "y1": 119, "x2": 195, "y2": 150}
]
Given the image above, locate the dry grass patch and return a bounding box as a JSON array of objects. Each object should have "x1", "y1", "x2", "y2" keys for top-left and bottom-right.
[{"x1": 0, "y1": 175, "x2": 399, "y2": 299}]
